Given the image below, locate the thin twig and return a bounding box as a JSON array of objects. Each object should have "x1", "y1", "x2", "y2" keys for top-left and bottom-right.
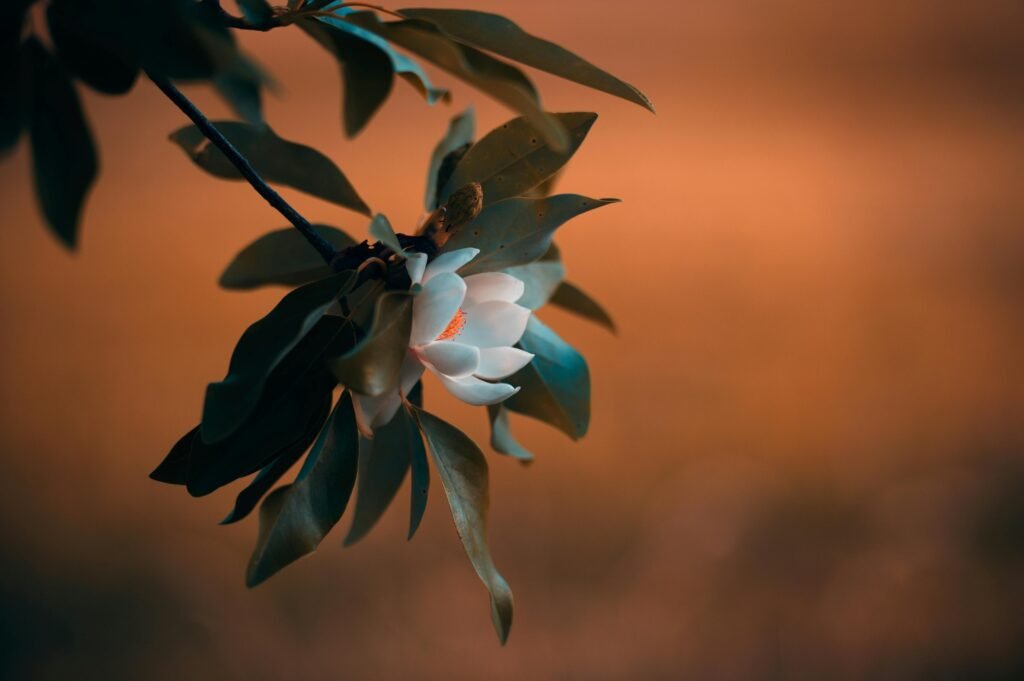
[{"x1": 148, "y1": 73, "x2": 338, "y2": 265}]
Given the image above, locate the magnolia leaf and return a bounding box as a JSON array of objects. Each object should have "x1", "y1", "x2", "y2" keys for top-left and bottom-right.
[
  {"x1": 343, "y1": 400, "x2": 423, "y2": 545},
  {"x1": 446, "y1": 195, "x2": 618, "y2": 275},
  {"x1": 298, "y1": 19, "x2": 394, "y2": 137},
  {"x1": 399, "y1": 9, "x2": 654, "y2": 113},
  {"x1": 220, "y1": 443, "x2": 309, "y2": 525},
  {"x1": 315, "y1": 8, "x2": 447, "y2": 105},
  {"x1": 504, "y1": 245, "x2": 564, "y2": 310},
  {"x1": 437, "y1": 113, "x2": 596, "y2": 206},
  {"x1": 25, "y1": 37, "x2": 98, "y2": 249},
  {"x1": 202, "y1": 271, "x2": 356, "y2": 444},
  {"x1": 425, "y1": 108, "x2": 475, "y2": 210},
  {"x1": 183, "y1": 317, "x2": 345, "y2": 496},
  {"x1": 0, "y1": 4, "x2": 27, "y2": 154},
  {"x1": 413, "y1": 407, "x2": 514, "y2": 644},
  {"x1": 220, "y1": 225, "x2": 356, "y2": 290},
  {"x1": 247, "y1": 392, "x2": 360, "y2": 587},
  {"x1": 406, "y1": 381, "x2": 429, "y2": 540},
  {"x1": 505, "y1": 317, "x2": 590, "y2": 440},
  {"x1": 169, "y1": 121, "x2": 370, "y2": 215},
  {"x1": 367, "y1": 214, "x2": 404, "y2": 255},
  {"x1": 213, "y1": 71, "x2": 263, "y2": 125},
  {"x1": 327, "y1": 290, "x2": 413, "y2": 397},
  {"x1": 337, "y1": 11, "x2": 567, "y2": 150},
  {"x1": 150, "y1": 426, "x2": 199, "y2": 485},
  {"x1": 487, "y1": 405, "x2": 534, "y2": 463},
  {"x1": 47, "y1": 0, "x2": 138, "y2": 95},
  {"x1": 550, "y1": 281, "x2": 616, "y2": 333}
]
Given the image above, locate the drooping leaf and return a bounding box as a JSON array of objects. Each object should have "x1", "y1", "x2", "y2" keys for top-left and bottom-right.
[
  {"x1": 220, "y1": 225, "x2": 356, "y2": 290},
  {"x1": 401, "y1": 382, "x2": 429, "y2": 540},
  {"x1": 201, "y1": 271, "x2": 356, "y2": 444},
  {"x1": 425, "y1": 108, "x2": 475, "y2": 210},
  {"x1": 437, "y1": 113, "x2": 596, "y2": 206},
  {"x1": 314, "y1": 8, "x2": 447, "y2": 105},
  {"x1": 25, "y1": 37, "x2": 98, "y2": 249},
  {"x1": 413, "y1": 407, "x2": 514, "y2": 644},
  {"x1": 0, "y1": 2, "x2": 30, "y2": 154},
  {"x1": 399, "y1": 9, "x2": 654, "y2": 113},
  {"x1": 46, "y1": 0, "x2": 138, "y2": 95},
  {"x1": 299, "y1": 19, "x2": 394, "y2": 137},
  {"x1": 486, "y1": 405, "x2": 534, "y2": 463},
  {"x1": 336, "y1": 11, "x2": 567, "y2": 150},
  {"x1": 213, "y1": 70, "x2": 263, "y2": 125},
  {"x1": 327, "y1": 290, "x2": 413, "y2": 397},
  {"x1": 185, "y1": 317, "x2": 344, "y2": 497},
  {"x1": 367, "y1": 213, "x2": 404, "y2": 255},
  {"x1": 504, "y1": 244, "x2": 565, "y2": 310},
  {"x1": 343, "y1": 401, "x2": 423, "y2": 545},
  {"x1": 220, "y1": 439, "x2": 309, "y2": 525},
  {"x1": 504, "y1": 317, "x2": 590, "y2": 440},
  {"x1": 247, "y1": 392, "x2": 360, "y2": 587},
  {"x1": 169, "y1": 121, "x2": 370, "y2": 215},
  {"x1": 446, "y1": 194, "x2": 618, "y2": 275},
  {"x1": 550, "y1": 281, "x2": 616, "y2": 333},
  {"x1": 150, "y1": 426, "x2": 200, "y2": 485}
]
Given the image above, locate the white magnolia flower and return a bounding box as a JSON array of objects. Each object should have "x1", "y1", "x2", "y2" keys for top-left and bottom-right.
[{"x1": 353, "y1": 248, "x2": 534, "y2": 437}]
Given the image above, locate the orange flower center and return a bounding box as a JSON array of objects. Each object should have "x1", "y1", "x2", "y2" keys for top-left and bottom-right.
[{"x1": 437, "y1": 309, "x2": 467, "y2": 341}]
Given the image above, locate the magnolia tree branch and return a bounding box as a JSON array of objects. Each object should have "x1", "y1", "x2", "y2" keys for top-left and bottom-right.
[{"x1": 148, "y1": 73, "x2": 339, "y2": 265}]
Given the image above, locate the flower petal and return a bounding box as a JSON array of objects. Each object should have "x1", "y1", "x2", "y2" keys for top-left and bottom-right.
[
  {"x1": 422, "y1": 248, "x2": 479, "y2": 283},
  {"x1": 405, "y1": 252, "x2": 427, "y2": 286},
  {"x1": 411, "y1": 272, "x2": 466, "y2": 346},
  {"x1": 475, "y1": 347, "x2": 534, "y2": 380},
  {"x1": 458, "y1": 301, "x2": 531, "y2": 348},
  {"x1": 353, "y1": 390, "x2": 402, "y2": 438},
  {"x1": 438, "y1": 373, "x2": 520, "y2": 406},
  {"x1": 464, "y1": 272, "x2": 525, "y2": 305},
  {"x1": 417, "y1": 341, "x2": 480, "y2": 378}
]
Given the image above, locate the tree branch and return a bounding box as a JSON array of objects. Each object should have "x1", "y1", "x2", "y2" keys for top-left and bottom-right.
[{"x1": 148, "y1": 73, "x2": 339, "y2": 265}]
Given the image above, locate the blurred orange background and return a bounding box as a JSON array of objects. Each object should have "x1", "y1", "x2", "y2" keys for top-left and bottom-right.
[{"x1": 2, "y1": 1, "x2": 1023, "y2": 678}]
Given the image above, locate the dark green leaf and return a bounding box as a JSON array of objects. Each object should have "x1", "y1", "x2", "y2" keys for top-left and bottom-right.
[
  {"x1": 315, "y1": 9, "x2": 447, "y2": 105},
  {"x1": 367, "y1": 213, "x2": 404, "y2": 255},
  {"x1": 505, "y1": 317, "x2": 590, "y2": 440},
  {"x1": 425, "y1": 108, "x2": 475, "y2": 210},
  {"x1": 220, "y1": 440, "x2": 309, "y2": 525},
  {"x1": 0, "y1": 2, "x2": 30, "y2": 154},
  {"x1": 550, "y1": 281, "x2": 616, "y2": 333},
  {"x1": 327, "y1": 290, "x2": 413, "y2": 397},
  {"x1": 406, "y1": 383, "x2": 429, "y2": 539},
  {"x1": 220, "y1": 225, "x2": 356, "y2": 290},
  {"x1": 202, "y1": 271, "x2": 356, "y2": 444},
  {"x1": 337, "y1": 11, "x2": 567, "y2": 150},
  {"x1": 413, "y1": 407, "x2": 514, "y2": 644},
  {"x1": 299, "y1": 19, "x2": 394, "y2": 137},
  {"x1": 47, "y1": 0, "x2": 139, "y2": 95},
  {"x1": 486, "y1": 405, "x2": 534, "y2": 463},
  {"x1": 26, "y1": 37, "x2": 98, "y2": 249},
  {"x1": 213, "y1": 70, "x2": 263, "y2": 125},
  {"x1": 446, "y1": 194, "x2": 618, "y2": 275},
  {"x1": 186, "y1": 317, "x2": 343, "y2": 496},
  {"x1": 169, "y1": 121, "x2": 370, "y2": 215},
  {"x1": 343, "y1": 403, "x2": 422, "y2": 545},
  {"x1": 399, "y1": 9, "x2": 654, "y2": 113},
  {"x1": 438, "y1": 112, "x2": 596, "y2": 206},
  {"x1": 247, "y1": 392, "x2": 360, "y2": 587},
  {"x1": 150, "y1": 426, "x2": 200, "y2": 485}
]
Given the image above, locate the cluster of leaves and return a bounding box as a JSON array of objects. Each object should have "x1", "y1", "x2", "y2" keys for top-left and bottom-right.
[
  {"x1": 153, "y1": 110, "x2": 618, "y2": 642},
  {"x1": 5, "y1": 0, "x2": 650, "y2": 643},
  {"x1": 2, "y1": 0, "x2": 651, "y2": 249}
]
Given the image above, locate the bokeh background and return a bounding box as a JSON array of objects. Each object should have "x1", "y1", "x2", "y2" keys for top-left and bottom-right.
[{"x1": 2, "y1": 1, "x2": 1023, "y2": 678}]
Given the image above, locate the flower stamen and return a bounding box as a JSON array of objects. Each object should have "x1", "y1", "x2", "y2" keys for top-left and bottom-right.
[{"x1": 437, "y1": 309, "x2": 467, "y2": 341}]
